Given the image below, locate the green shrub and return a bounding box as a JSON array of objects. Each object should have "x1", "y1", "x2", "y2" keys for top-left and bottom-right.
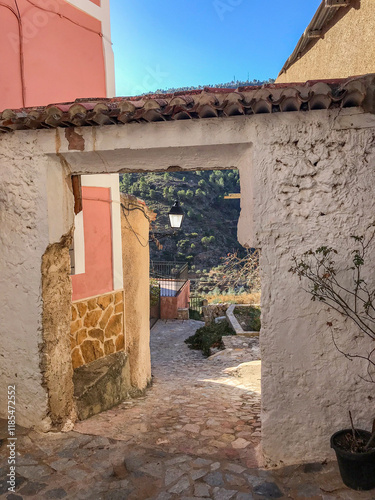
[
  {"x1": 189, "y1": 309, "x2": 203, "y2": 321},
  {"x1": 201, "y1": 236, "x2": 211, "y2": 247},
  {"x1": 234, "y1": 306, "x2": 261, "y2": 331},
  {"x1": 150, "y1": 279, "x2": 160, "y2": 306},
  {"x1": 185, "y1": 321, "x2": 235, "y2": 357},
  {"x1": 177, "y1": 239, "x2": 189, "y2": 249}
]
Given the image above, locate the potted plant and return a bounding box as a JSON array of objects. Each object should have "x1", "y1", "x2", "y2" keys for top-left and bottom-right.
[{"x1": 289, "y1": 228, "x2": 375, "y2": 491}]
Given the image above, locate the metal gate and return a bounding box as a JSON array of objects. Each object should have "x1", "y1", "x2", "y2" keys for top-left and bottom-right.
[
  {"x1": 150, "y1": 280, "x2": 160, "y2": 328},
  {"x1": 189, "y1": 294, "x2": 204, "y2": 319}
]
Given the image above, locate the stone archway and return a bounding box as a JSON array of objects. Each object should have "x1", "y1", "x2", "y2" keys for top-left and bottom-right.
[{"x1": 2, "y1": 85, "x2": 375, "y2": 466}]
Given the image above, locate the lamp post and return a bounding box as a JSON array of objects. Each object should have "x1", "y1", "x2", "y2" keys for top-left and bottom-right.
[{"x1": 168, "y1": 200, "x2": 184, "y2": 229}]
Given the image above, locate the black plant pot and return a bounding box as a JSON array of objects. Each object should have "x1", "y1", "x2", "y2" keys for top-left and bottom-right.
[{"x1": 331, "y1": 429, "x2": 375, "y2": 491}]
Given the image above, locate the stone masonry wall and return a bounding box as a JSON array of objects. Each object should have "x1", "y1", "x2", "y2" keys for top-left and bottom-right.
[
  {"x1": 203, "y1": 303, "x2": 230, "y2": 325},
  {"x1": 70, "y1": 291, "x2": 125, "y2": 369}
]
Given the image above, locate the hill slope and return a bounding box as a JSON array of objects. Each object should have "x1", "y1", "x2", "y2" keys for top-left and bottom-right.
[
  {"x1": 151, "y1": 78, "x2": 276, "y2": 95},
  {"x1": 120, "y1": 170, "x2": 243, "y2": 270}
]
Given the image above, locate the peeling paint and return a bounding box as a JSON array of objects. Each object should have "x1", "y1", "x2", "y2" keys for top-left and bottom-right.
[
  {"x1": 55, "y1": 128, "x2": 61, "y2": 154},
  {"x1": 65, "y1": 128, "x2": 85, "y2": 151}
]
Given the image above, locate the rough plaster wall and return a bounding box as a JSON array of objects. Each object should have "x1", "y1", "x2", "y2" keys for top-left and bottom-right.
[
  {"x1": 0, "y1": 141, "x2": 50, "y2": 429},
  {"x1": 41, "y1": 234, "x2": 76, "y2": 429},
  {"x1": 277, "y1": 0, "x2": 375, "y2": 83},
  {"x1": 245, "y1": 113, "x2": 375, "y2": 466},
  {"x1": 121, "y1": 196, "x2": 152, "y2": 393},
  {"x1": 0, "y1": 131, "x2": 75, "y2": 430}
]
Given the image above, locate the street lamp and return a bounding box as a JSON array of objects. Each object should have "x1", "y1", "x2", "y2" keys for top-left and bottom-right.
[{"x1": 168, "y1": 200, "x2": 184, "y2": 229}]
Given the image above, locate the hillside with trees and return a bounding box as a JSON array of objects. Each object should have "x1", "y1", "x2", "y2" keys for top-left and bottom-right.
[
  {"x1": 151, "y1": 78, "x2": 275, "y2": 95},
  {"x1": 120, "y1": 170, "x2": 243, "y2": 273}
]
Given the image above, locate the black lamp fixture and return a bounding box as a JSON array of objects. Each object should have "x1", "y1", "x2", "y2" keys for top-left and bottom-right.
[{"x1": 168, "y1": 200, "x2": 184, "y2": 229}]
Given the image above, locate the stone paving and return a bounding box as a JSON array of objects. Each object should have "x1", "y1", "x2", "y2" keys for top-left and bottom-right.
[
  {"x1": 75, "y1": 320, "x2": 262, "y2": 463},
  {"x1": 0, "y1": 320, "x2": 374, "y2": 499}
]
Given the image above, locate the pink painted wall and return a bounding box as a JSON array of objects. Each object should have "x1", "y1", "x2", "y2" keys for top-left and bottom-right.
[
  {"x1": 160, "y1": 281, "x2": 190, "y2": 320},
  {"x1": 177, "y1": 280, "x2": 190, "y2": 310},
  {"x1": 71, "y1": 186, "x2": 113, "y2": 301},
  {"x1": 0, "y1": 0, "x2": 106, "y2": 110}
]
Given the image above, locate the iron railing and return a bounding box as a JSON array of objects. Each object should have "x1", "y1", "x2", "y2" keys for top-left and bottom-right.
[
  {"x1": 158, "y1": 279, "x2": 187, "y2": 297},
  {"x1": 150, "y1": 261, "x2": 188, "y2": 281}
]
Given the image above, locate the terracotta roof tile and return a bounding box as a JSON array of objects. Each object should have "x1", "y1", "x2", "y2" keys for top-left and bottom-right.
[{"x1": 0, "y1": 76, "x2": 372, "y2": 133}]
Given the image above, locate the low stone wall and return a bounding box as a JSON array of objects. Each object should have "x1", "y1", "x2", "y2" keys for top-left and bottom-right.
[
  {"x1": 202, "y1": 303, "x2": 230, "y2": 325},
  {"x1": 70, "y1": 291, "x2": 125, "y2": 369}
]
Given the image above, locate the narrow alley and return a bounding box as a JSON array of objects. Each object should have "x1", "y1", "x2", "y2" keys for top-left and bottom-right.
[
  {"x1": 75, "y1": 319, "x2": 262, "y2": 467},
  {"x1": 0, "y1": 321, "x2": 371, "y2": 499}
]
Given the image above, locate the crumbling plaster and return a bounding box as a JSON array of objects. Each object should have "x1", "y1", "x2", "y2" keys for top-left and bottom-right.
[
  {"x1": 0, "y1": 138, "x2": 74, "y2": 430},
  {"x1": 41, "y1": 232, "x2": 75, "y2": 430},
  {"x1": 1, "y1": 106, "x2": 375, "y2": 464}
]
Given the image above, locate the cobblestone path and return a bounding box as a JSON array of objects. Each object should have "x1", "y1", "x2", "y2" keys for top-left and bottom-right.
[
  {"x1": 75, "y1": 320, "x2": 262, "y2": 466},
  {"x1": 0, "y1": 320, "x2": 372, "y2": 499}
]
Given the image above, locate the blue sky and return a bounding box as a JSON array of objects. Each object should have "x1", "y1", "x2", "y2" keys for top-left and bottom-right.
[{"x1": 110, "y1": 0, "x2": 321, "y2": 96}]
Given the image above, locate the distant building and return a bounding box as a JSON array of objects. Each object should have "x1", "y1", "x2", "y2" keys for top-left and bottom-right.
[
  {"x1": 277, "y1": 0, "x2": 375, "y2": 83},
  {"x1": 0, "y1": 0, "x2": 114, "y2": 109}
]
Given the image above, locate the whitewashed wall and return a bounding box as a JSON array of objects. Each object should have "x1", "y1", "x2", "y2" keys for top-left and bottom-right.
[{"x1": 244, "y1": 113, "x2": 375, "y2": 466}]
